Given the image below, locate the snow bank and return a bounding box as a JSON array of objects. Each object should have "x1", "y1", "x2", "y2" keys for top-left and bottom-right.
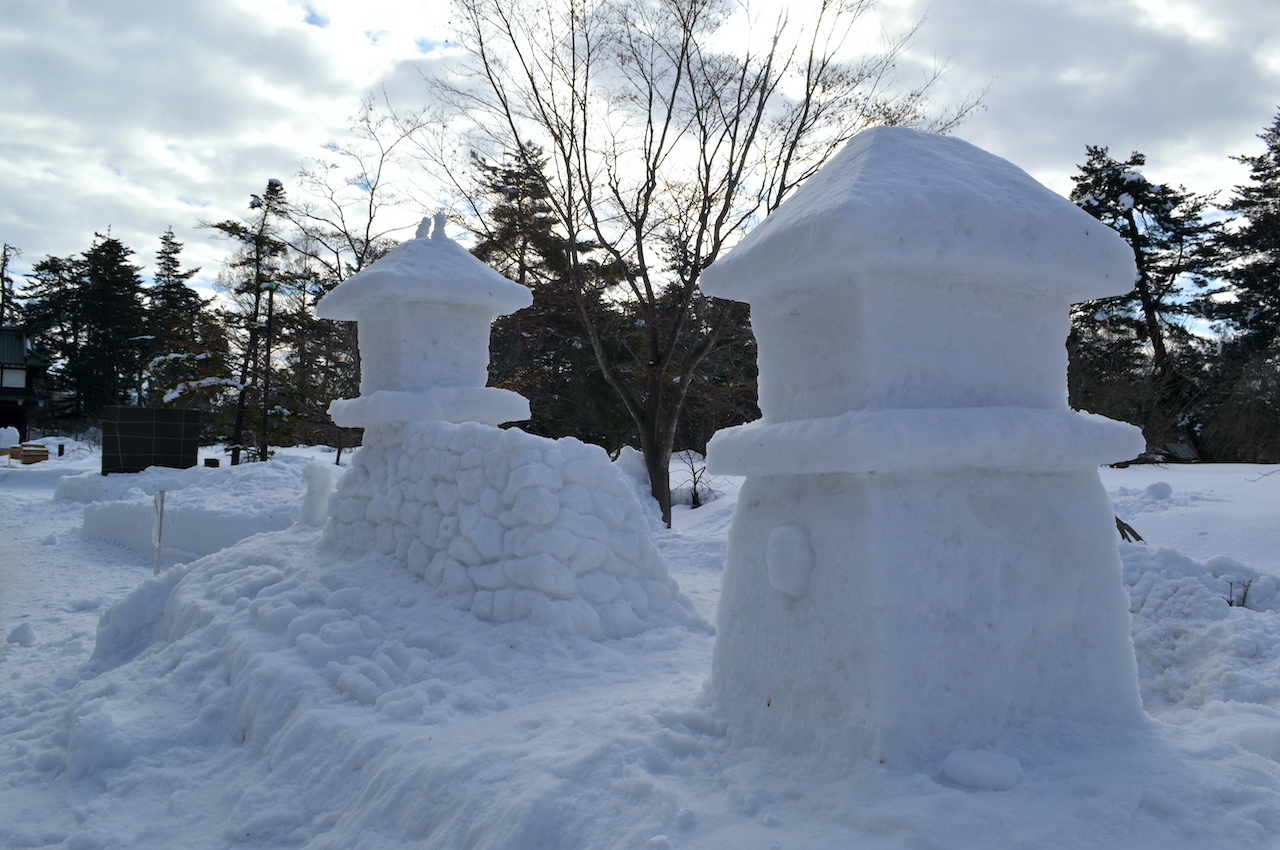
[
  {"x1": 1122, "y1": 541, "x2": 1280, "y2": 767},
  {"x1": 327, "y1": 421, "x2": 700, "y2": 639},
  {"x1": 9, "y1": 456, "x2": 1280, "y2": 848},
  {"x1": 48, "y1": 522, "x2": 717, "y2": 847},
  {"x1": 1125, "y1": 544, "x2": 1280, "y2": 710}
]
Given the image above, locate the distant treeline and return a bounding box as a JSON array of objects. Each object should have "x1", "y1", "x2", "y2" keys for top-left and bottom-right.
[{"x1": 3, "y1": 107, "x2": 1279, "y2": 469}]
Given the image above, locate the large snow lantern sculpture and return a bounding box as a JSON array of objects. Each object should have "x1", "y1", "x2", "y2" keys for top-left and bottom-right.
[
  {"x1": 316, "y1": 214, "x2": 532, "y2": 428},
  {"x1": 702, "y1": 127, "x2": 1147, "y2": 764}
]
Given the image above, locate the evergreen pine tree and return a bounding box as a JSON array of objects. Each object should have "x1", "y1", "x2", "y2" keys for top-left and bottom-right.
[
  {"x1": 21, "y1": 235, "x2": 150, "y2": 421},
  {"x1": 1, "y1": 243, "x2": 20, "y2": 326},
  {"x1": 265, "y1": 260, "x2": 361, "y2": 451},
  {"x1": 471, "y1": 145, "x2": 633, "y2": 451},
  {"x1": 20, "y1": 254, "x2": 85, "y2": 421},
  {"x1": 78, "y1": 234, "x2": 150, "y2": 413},
  {"x1": 144, "y1": 228, "x2": 229, "y2": 412},
  {"x1": 206, "y1": 180, "x2": 290, "y2": 463},
  {"x1": 1069, "y1": 146, "x2": 1219, "y2": 453},
  {"x1": 1215, "y1": 110, "x2": 1280, "y2": 355},
  {"x1": 1200, "y1": 109, "x2": 1280, "y2": 460}
]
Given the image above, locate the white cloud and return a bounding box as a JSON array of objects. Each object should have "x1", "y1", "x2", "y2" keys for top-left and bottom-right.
[
  {"x1": 0, "y1": 0, "x2": 451, "y2": 290},
  {"x1": 0, "y1": 0, "x2": 1275, "y2": 299},
  {"x1": 890, "y1": 0, "x2": 1280, "y2": 197}
]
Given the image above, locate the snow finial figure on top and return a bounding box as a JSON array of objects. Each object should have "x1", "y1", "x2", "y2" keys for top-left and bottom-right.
[
  {"x1": 702, "y1": 126, "x2": 1146, "y2": 768},
  {"x1": 315, "y1": 214, "x2": 532, "y2": 428},
  {"x1": 415, "y1": 212, "x2": 448, "y2": 241}
]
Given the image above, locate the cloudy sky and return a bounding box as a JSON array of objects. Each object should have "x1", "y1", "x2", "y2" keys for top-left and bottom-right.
[{"x1": 1, "y1": 0, "x2": 1276, "y2": 294}]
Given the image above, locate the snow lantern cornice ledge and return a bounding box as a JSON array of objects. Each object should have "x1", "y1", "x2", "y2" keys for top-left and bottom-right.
[
  {"x1": 316, "y1": 215, "x2": 533, "y2": 428},
  {"x1": 702, "y1": 126, "x2": 1146, "y2": 471}
]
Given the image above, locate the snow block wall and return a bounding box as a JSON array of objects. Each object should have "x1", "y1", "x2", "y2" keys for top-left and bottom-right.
[{"x1": 326, "y1": 420, "x2": 691, "y2": 639}]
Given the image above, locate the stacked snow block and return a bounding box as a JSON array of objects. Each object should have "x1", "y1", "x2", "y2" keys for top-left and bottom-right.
[{"x1": 326, "y1": 420, "x2": 682, "y2": 639}]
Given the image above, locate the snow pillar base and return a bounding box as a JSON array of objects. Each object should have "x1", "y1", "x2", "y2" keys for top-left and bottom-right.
[{"x1": 711, "y1": 468, "x2": 1144, "y2": 764}]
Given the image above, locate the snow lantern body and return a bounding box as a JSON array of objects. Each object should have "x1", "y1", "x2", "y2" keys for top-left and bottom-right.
[
  {"x1": 702, "y1": 127, "x2": 1147, "y2": 765},
  {"x1": 315, "y1": 215, "x2": 532, "y2": 428}
]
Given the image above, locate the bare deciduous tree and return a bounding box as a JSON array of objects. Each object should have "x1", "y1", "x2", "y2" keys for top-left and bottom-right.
[
  {"x1": 282, "y1": 97, "x2": 430, "y2": 460},
  {"x1": 289, "y1": 95, "x2": 426, "y2": 283},
  {"x1": 424, "y1": 0, "x2": 981, "y2": 524}
]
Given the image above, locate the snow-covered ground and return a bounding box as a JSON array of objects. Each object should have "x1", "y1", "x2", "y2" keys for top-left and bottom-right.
[{"x1": 4, "y1": 444, "x2": 1280, "y2": 848}]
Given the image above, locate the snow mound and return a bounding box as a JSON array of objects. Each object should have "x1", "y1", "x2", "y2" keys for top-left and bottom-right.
[
  {"x1": 327, "y1": 421, "x2": 702, "y2": 639},
  {"x1": 1124, "y1": 544, "x2": 1280, "y2": 721},
  {"x1": 58, "y1": 527, "x2": 718, "y2": 847},
  {"x1": 6, "y1": 622, "x2": 36, "y2": 646}
]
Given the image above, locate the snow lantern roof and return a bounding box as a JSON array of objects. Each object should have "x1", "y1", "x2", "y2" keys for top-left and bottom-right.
[
  {"x1": 316, "y1": 215, "x2": 532, "y2": 321},
  {"x1": 701, "y1": 127, "x2": 1135, "y2": 303}
]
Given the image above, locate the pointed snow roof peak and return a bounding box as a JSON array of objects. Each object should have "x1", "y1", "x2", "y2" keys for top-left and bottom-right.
[
  {"x1": 315, "y1": 216, "x2": 532, "y2": 321},
  {"x1": 701, "y1": 126, "x2": 1134, "y2": 302}
]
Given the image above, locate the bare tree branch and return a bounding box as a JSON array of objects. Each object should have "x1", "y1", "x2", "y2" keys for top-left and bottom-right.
[{"x1": 417, "y1": 0, "x2": 981, "y2": 523}]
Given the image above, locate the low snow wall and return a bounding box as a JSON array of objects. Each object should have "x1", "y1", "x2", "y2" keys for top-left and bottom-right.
[
  {"x1": 326, "y1": 420, "x2": 692, "y2": 639},
  {"x1": 64, "y1": 460, "x2": 324, "y2": 561},
  {"x1": 82, "y1": 501, "x2": 297, "y2": 561}
]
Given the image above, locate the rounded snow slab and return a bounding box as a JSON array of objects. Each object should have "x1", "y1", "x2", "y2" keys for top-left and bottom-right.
[
  {"x1": 701, "y1": 127, "x2": 1136, "y2": 303},
  {"x1": 316, "y1": 231, "x2": 532, "y2": 321},
  {"x1": 329, "y1": 388, "x2": 531, "y2": 428},
  {"x1": 706, "y1": 407, "x2": 1145, "y2": 476}
]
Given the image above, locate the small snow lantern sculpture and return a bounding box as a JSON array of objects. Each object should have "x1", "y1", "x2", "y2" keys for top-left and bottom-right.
[
  {"x1": 315, "y1": 214, "x2": 532, "y2": 428},
  {"x1": 702, "y1": 127, "x2": 1147, "y2": 765}
]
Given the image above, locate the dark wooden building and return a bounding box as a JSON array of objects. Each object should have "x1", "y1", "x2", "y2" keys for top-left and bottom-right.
[{"x1": 0, "y1": 327, "x2": 48, "y2": 441}]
